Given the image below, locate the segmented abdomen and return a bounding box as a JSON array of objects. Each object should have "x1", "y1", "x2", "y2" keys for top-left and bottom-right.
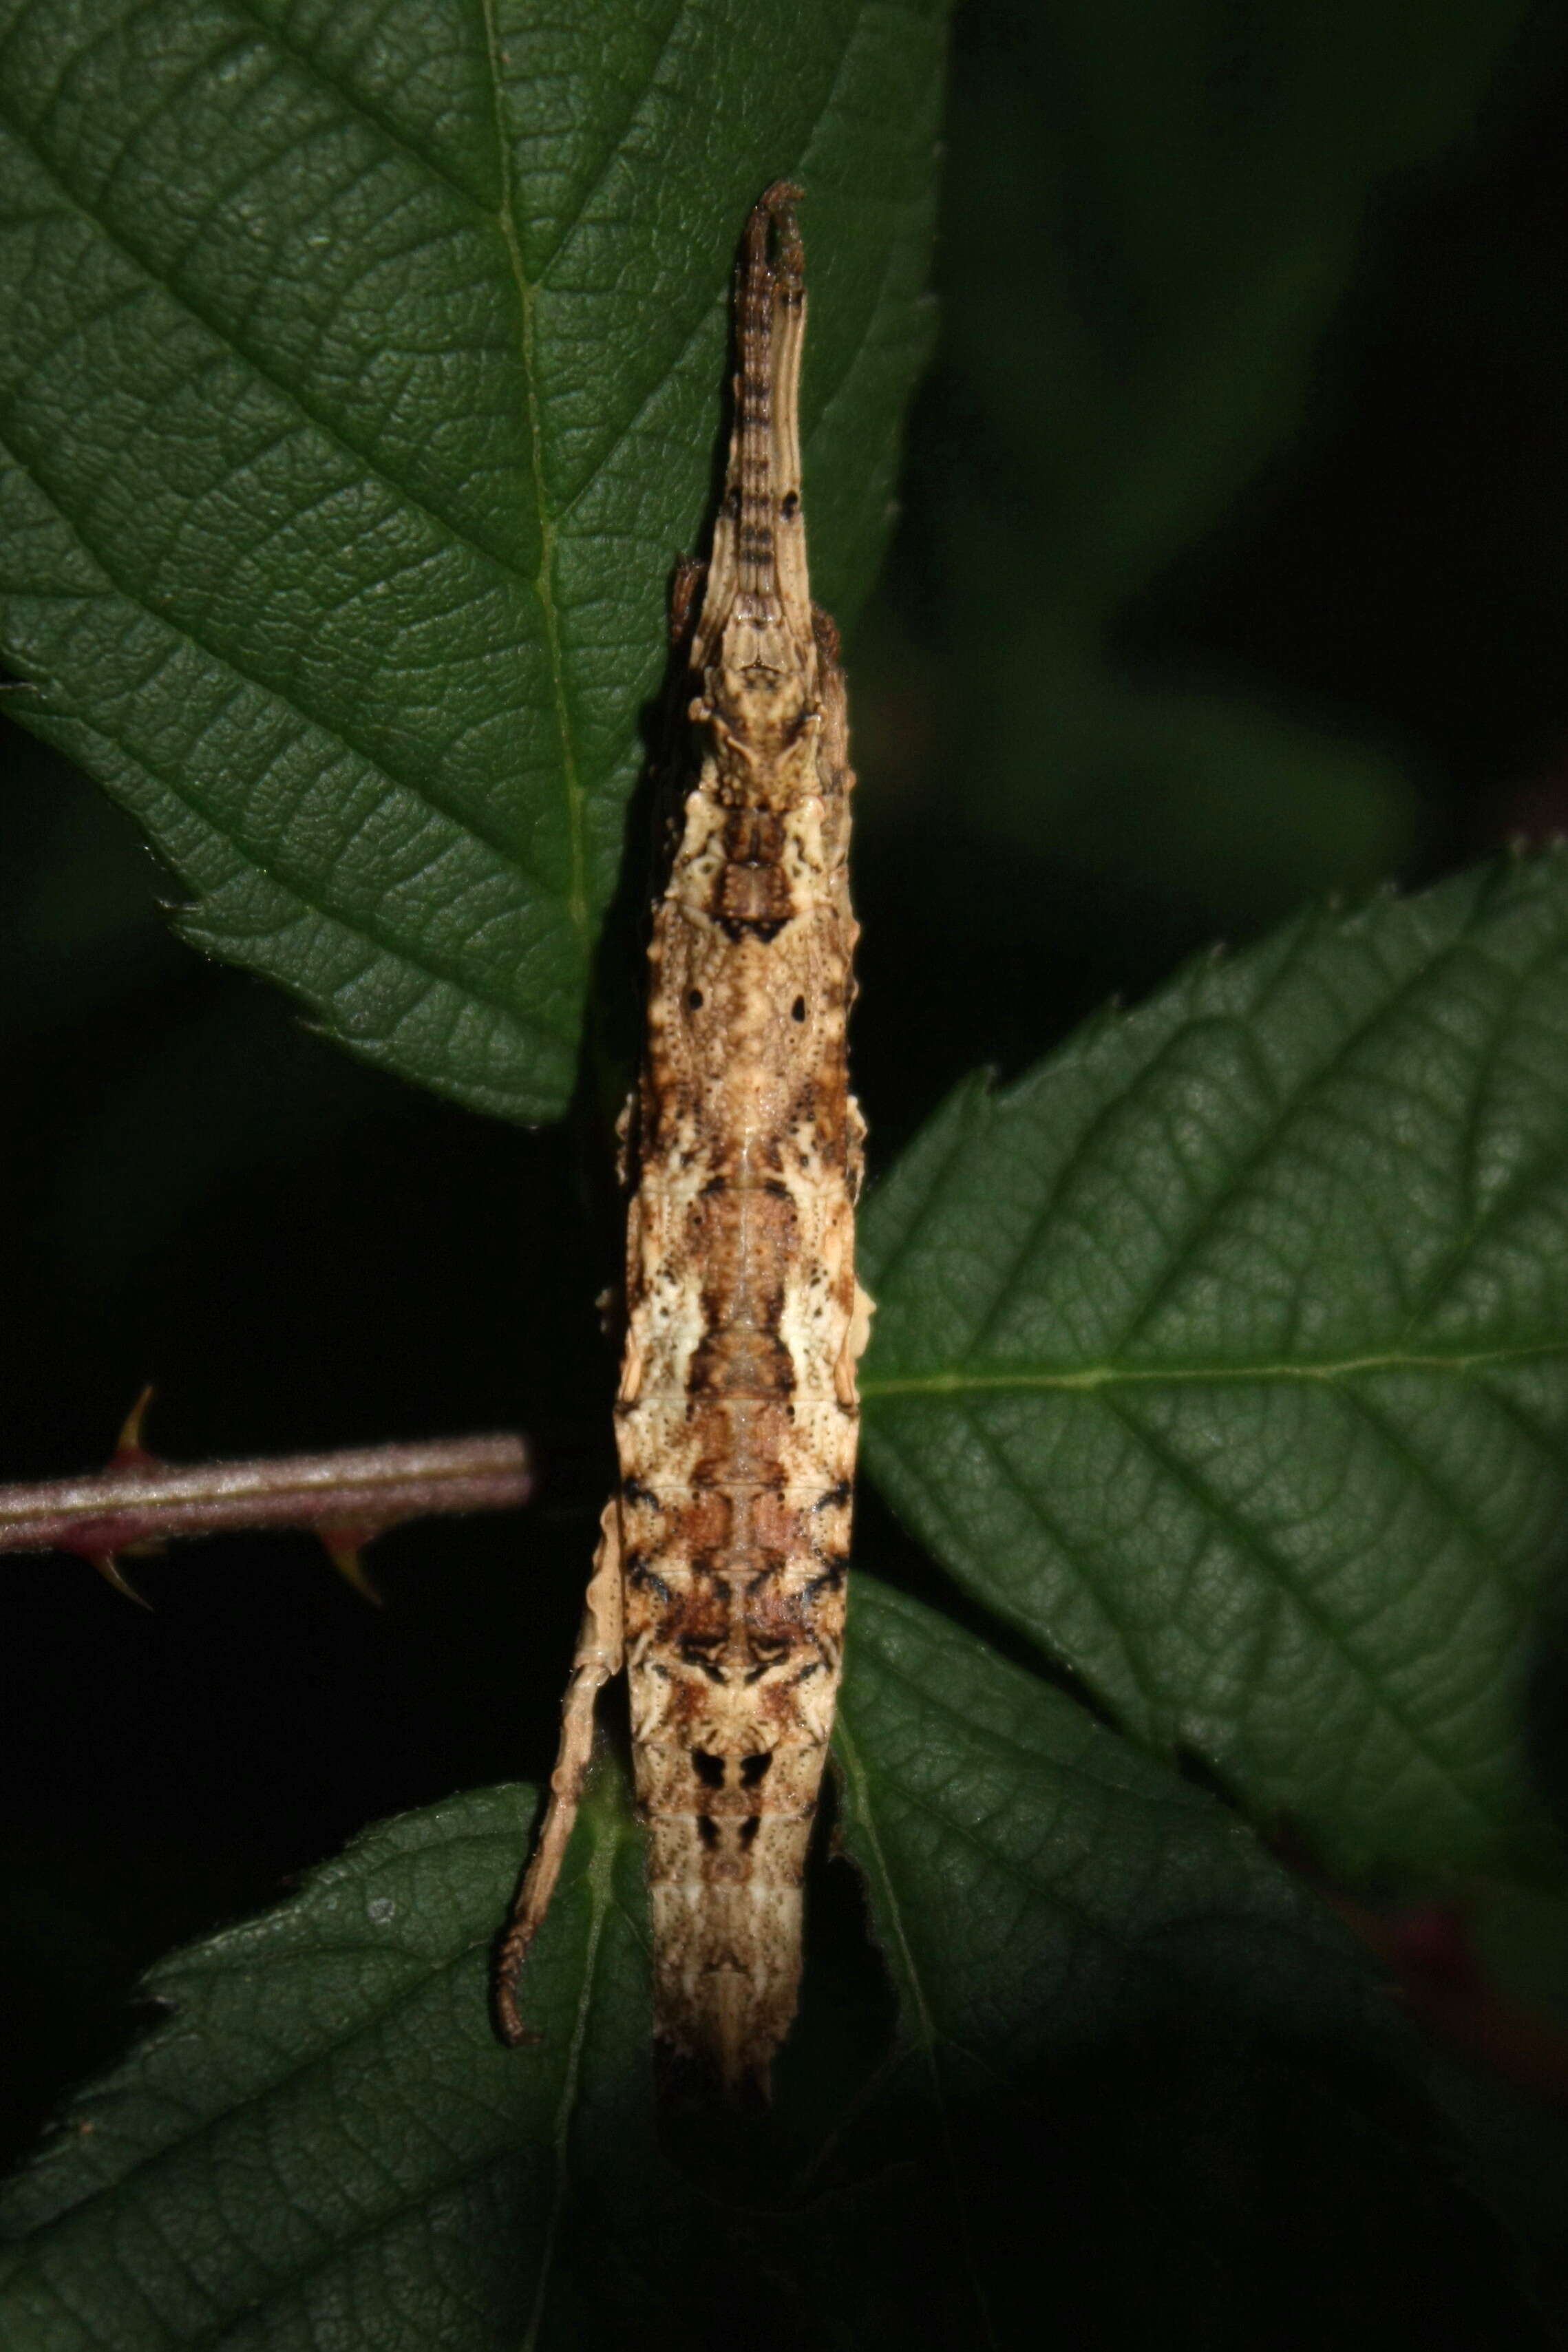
[{"x1": 617, "y1": 736, "x2": 860, "y2": 2099}]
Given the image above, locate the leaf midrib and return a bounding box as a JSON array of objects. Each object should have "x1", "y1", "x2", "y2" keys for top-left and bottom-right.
[
  {"x1": 832, "y1": 1710, "x2": 1002, "y2": 2352},
  {"x1": 0, "y1": 85, "x2": 534, "y2": 637},
  {"x1": 2, "y1": 17, "x2": 600, "y2": 961},
  {"x1": 520, "y1": 1790, "x2": 624, "y2": 2352},
  {"x1": 0, "y1": 1816, "x2": 637, "y2": 2349},
  {"x1": 478, "y1": 0, "x2": 590, "y2": 958},
  {"x1": 862, "y1": 1335, "x2": 1568, "y2": 1398}
]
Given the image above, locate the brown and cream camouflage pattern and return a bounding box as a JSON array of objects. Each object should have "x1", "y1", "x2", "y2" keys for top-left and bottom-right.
[{"x1": 496, "y1": 184, "x2": 868, "y2": 2100}]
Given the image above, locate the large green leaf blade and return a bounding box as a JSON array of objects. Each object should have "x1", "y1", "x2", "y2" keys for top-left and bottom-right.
[
  {"x1": 833, "y1": 1578, "x2": 1550, "y2": 2346},
  {"x1": 835, "y1": 1578, "x2": 1385, "y2": 2072},
  {"x1": 860, "y1": 853, "x2": 1568, "y2": 1883},
  {"x1": 0, "y1": 1774, "x2": 662, "y2": 2349},
  {"x1": 12, "y1": 1576, "x2": 1522, "y2": 2350},
  {"x1": 0, "y1": 0, "x2": 947, "y2": 1119}
]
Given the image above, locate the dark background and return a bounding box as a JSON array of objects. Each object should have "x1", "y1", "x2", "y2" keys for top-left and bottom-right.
[{"x1": 6, "y1": 0, "x2": 1568, "y2": 2277}]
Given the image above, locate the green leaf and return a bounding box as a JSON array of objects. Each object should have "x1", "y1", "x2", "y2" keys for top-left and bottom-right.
[
  {"x1": 860, "y1": 852, "x2": 1568, "y2": 1885},
  {"x1": 836, "y1": 1577, "x2": 1386, "y2": 2071},
  {"x1": 0, "y1": 1772, "x2": 661, "y2": 2349},
  {"x1": 0, "y1": 0, "x2": 947, "y2": 1120},
  {"x1": 834, "y1": 1579, "x2": 1549, "y2": 2346},
  {"x1": 4, "y1": 1579, "x2": 1538, "y2": 2349}
]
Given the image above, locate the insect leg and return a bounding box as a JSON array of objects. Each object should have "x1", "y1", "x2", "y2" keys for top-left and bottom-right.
[
  {"x1": 494, "y1": 1498, "x2": 624, "y2": 2043},
  {"x1": 670, "y1": 556, "x2": 706, "y2": 647}
]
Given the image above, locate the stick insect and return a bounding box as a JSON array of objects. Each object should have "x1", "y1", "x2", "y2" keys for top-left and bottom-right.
[{"x1": 496, "y1": 182, "x2": 869, "y2": 2101}]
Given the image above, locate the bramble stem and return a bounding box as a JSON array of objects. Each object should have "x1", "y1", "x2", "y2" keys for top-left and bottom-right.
[{"x1": 0, "y1": 1433, "x2": 532, "y2": 1557}]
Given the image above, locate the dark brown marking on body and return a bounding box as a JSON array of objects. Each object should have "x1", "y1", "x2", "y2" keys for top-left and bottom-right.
[
  {"x1": 495, "y1": 182, "x2": 869, "y2": 2107},
  {"x1": 714, "y1": 913, "x2": 790, "y2": 944}
]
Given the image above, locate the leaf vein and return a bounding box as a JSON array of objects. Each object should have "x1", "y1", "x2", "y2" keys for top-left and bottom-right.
[
  {"x1": 951, "y1": 1400, "x2": 1163, "y2": 1724},
  {"x1": 527, "y1": 0, "x2": 690, "y2": 284},
  {"x1": 0, "y1": 94, "x2": 540, "y2": 604},
  {"x1": 0, "y1": 426, "x2": 570, "y2": 985},
  {"x1": 862, "y1": 1336, "x2": 1568, "y2": 1397},
  {"x1": 477, "y1": 0, "x2": 591, "y2": 957},
  {"x1": 224, "y1": 0, "x2": 491, "y2": 213},
  {"x1": 1099, "y1": 1390, "x2": 1499, "y2": 1826}
]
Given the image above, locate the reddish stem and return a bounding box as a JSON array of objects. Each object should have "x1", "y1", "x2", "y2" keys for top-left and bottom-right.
[{"x1": 0, "y1": 1433, "x2": 533, "y2": 1558}]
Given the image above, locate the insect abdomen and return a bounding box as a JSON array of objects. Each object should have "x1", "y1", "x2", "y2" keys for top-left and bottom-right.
[{"x1": 620, "y1": 790, "x2": 858, "y2": 2096}]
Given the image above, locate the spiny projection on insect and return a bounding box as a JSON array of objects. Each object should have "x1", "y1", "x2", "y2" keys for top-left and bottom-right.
[{"x1": 495, "y1": 180, "x2": 870, "y2": 2101}]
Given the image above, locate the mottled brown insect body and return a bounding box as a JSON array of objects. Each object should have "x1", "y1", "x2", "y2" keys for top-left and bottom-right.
[{"x1": 496, "y1": 183, "x2": 867, "y2": 2099}]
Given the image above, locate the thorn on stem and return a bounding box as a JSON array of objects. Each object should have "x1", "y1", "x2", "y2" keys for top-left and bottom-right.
[
  {"x1": 111, "y1": 1384, "x2": 159, "y2": 1471},
  {"x1": 89, "y1": 1550, "x2": 153, "y2": 1609},
  {"x1": 320, "y1": 1525, "x2": 385, "y2": 1606}
]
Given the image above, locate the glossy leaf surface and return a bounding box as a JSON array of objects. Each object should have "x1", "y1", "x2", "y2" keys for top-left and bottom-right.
[
  {"x1": 8, "y1": 1579, "x2": 1507, "y2": 2349},
  {"x1": 0, "y1": 0, "x2": 946, "y2": 1117},
  {"x1": 862, "y1": 854, "x2": 1568, "y2": 1883}
]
